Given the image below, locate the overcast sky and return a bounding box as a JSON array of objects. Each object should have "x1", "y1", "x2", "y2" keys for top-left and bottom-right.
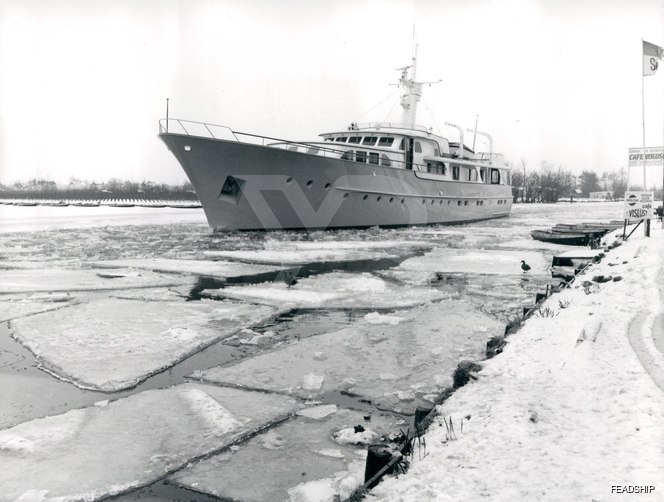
[{"x1": 1, "y1": 0, "x2": 663, "y2": 187}]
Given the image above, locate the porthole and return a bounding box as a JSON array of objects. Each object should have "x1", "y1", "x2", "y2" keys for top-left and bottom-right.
[
  {"x1": 184, "y1": 145, "x2": 191, "y2": 152},
  {"x1": 439, "y1": 200, "x2": 443, "y2": 205},
  {"x1": 401, "y1": 198, "x2": 405, "y2": 204},
  {"x1": 377, "y1": 196, "x2": 382, "y2": 202},
  {"x1": 430, "y1": 200, "x2": 435, "y2": 205},
  {"x1": 389, "y1": 197, "x2": 394, "y2": 203},
  {"x1": 324, "y1": 182, "x2": 331, "y2": 190},
  {"x1": 448, "y1": 200, "x2": 451, "y2": 205},
  {"x1": 286, "y1": 177, "x2": 293, "y2": 184},
  {"x1": 363, "y1": 194, "x2": 368, "y2": 201},
  {"x1": 306, "y1": 180, "x2": 313, "y2": 188},
  {"x1": 343, "y1": 193, "x2": 350, "y2": 199},
  {"x1": 464, "y1": 200, "x2": 469, "y2": 206},
  {"x1": 422, "y1": 199, "x2": 426, "y2": 205},
  {"x1": 457, "y1": 200, "x2": 462, "y2": 206}
]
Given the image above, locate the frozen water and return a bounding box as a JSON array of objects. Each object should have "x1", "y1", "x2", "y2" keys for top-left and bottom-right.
[
  {"x1": 0, "y1": 294, "x2": 74, "y2": 323},
  {"x1": 0, "y1": 384, "x2": 298, "y2": 501},
  {"x1": 364, "y1": 312, "x2": 405, "y2": 325},
  {"x1": 0, "y1": 267, "x2": 193, "y2": 294},
  {"x1": 203, "y1": 239, "x2": 427, "y2": 265},
  {"x1": 193, "y1": 300, "x2": 504, "y2": 412},
  {"x1": 0, "y1": 205, "x2": 206, "y2": 233},
  {"x1": 11, "y1": 299, "x2": 277, "y2": 391},
  {"x1": 394, "y1": 248, "x2": 550, "y2": 276},
  {"x1": 207, "y1": 272, "x2": 447, "y2": 309},
  {"x1": 90, "y1": 258, "x2": 280, "y2": 279},
  {"x1": 170, "y1": 406, "x2": 399, "y2": 502}
]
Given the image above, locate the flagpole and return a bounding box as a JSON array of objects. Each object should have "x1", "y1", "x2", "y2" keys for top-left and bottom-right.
[{"x1": 642, "y1": 39, "x2": 647, "y2": 190}]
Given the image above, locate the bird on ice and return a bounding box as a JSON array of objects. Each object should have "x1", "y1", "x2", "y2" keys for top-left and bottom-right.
[
  {"x1": 520, "y1": 260, "x2": 531, "y2": 273},
  {"x1": 282, "y1": 270, "x2": 299, "y2": 288}
]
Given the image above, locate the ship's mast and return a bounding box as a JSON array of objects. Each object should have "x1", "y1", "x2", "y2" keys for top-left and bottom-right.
[
  {"x1": 399, "y1": 44, "x2": 422, "y2": 128},
  {"x1": 397, "y1": 43, "x2": 441, "y2": 129}
]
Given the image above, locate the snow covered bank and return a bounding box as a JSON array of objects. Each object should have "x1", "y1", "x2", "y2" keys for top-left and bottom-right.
[
  {"x1": 369, "y1": 227, "x2": 664, "y2": 501},
  {"x1": 11, "y1": 299, "x2": 276, "y2": 391}
]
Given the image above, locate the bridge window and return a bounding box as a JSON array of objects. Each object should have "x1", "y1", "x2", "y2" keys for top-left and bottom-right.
[
  {"x1": 355, "y1": 151, "x2": 367, "y2": 163},
  {"x1": 369, "y1": 152, "x2": 379, "y2": 165},
  {"x1": 348, "y1": 137, "x2": 362, "y2": 144},
  {"x1": 505, "y1": 172, "x2": 511, "y2": 185},
  {"x1": 324, "y1": 137, "x2": 334, "y2": 142},
  {"x1": 341, "y1": 150, "x2": 353, "y2": 160},
  {"x1": 452, "y1": 165, "x2": 460, "y2": 180},
  {"x1": 335, "y1": 137, "x2": 348, "y2": 143},
  {"x1": 470, "y1": 168, "x2": 478, "y2": 182},
  {"x1": 378, "y1": 137, "x2": 394, "y2": 147},
  {"x1": 414, "y1": 141, "x2": 422, "y2": 153},
  {"x1": 490, "y1": 169, "x2": 501, "y2": 184},
  {"x1": 380, "y1": 154, "x2": 391, "y2": 167},
  {"x1": 363, "y1": 137, "x2": 377, "y2": 146},
  {"x1": 399, "y1": 138, "x2": 405, "y2": 150}
]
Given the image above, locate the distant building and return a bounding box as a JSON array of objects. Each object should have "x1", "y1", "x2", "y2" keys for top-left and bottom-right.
[{"x1": 589, "y1": 191, "x2": 613, "y2": 200}]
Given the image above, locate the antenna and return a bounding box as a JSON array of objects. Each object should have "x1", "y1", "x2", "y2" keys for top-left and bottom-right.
[{"x1": 166, "y1": 98, "x2": 170, "y2": 133}]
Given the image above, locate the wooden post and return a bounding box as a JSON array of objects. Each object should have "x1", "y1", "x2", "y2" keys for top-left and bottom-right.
[
  {"x1": 364, "y1": 444, "x2": 394, "y2": 488},
  {"x1": 414, "y1": 400, "x2": 435, "y2": 430}
]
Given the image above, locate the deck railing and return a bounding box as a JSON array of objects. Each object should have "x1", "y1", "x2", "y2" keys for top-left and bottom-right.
[{"x1": 158, "y1": 118, "x2": 510, "y2": 182}]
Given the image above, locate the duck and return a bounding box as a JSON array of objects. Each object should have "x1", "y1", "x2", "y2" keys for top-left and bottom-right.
[
  {"x1": 520, "y1": 260, "x2": 531, "y2": 273},
  {"x1": 282, "y1": 270, "x2": 299, "y2": 288}
]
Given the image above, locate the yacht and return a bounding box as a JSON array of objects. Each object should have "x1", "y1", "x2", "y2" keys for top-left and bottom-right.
[{"x1": 158, "y1": 48, "x2": 512, "y2": 231}]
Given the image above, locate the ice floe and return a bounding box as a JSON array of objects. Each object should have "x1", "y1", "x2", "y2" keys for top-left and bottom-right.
[
  {"x1": 0, "y1": 267, "x2": 193, "y2": 294},
  {"x1": 0, "y1": 384, "x2": 298, "y2": 501},
  {"x1": 207, "y1": 272, "x2": 447, "y2": 309},
  {"x1": 393, "y1": 248, "x2": 550, "y2": 276},
  {"x1": 89, "y1": 258, "x2": 280, "y2": 279},
  {"x1": 192, "y1": 300, "x2": 503, "y2": 412},
  {"x1": 170, "y1": 406, "x2": 398, "y2": 502},
  {"x1": 11, "y1": 299, "x2": 277, "y2": 391},
  {"x1": 202, "y1": 239, "x2": 427, "y2": 265},
  {"x1": 0, "y1": 294, "x2": 74, "y2": 323}
]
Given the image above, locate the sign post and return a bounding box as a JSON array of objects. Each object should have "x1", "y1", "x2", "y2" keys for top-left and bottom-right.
[{"x1": 623, "y1": 191, "x2": 654, "y2": 238}]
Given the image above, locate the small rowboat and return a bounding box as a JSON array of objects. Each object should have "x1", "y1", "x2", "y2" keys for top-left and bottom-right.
[{"x1": 530, "y1": 230, "x2": 592, "y2": 246}]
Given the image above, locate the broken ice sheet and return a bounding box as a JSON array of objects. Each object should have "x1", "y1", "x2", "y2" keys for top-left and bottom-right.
[
  {"x1": 0, "y1": 384, "x2": 299, "y2": 501},
  {"x1": 89, "y1": 258, "x2": 281, "y2": 279},
  {"x1": 11, "y1": 299, "x2": 277, "y2": 391},
  {"x1": 393, "y1": 248, "x2": 550, "y2": 276},
  {"x1": 0, "y1": 267, "x2": 193, "y2": 294},
  {"x1": 193, "y1": 300, "x2": 503, "y2": 412},
  {"x1": 0, "y1": 293, "x2": 75, "y2": 322},
  {"x1": 207, "y1": 272, "x2": 447, "y2": 309},
  {"x1": 170, "y1": 406, "x2": 398, "y2": 502},
  {"x1": 202, "y1": 239, "x2": 428, "y2": 265}
]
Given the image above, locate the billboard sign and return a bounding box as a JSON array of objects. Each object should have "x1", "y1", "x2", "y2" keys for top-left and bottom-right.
[
  {"x1": 623, "y1": 191, "x2": 654, "y2": 220},
  {"x1": 628, "y1": 147, "x2": 664, "y2": 167}
]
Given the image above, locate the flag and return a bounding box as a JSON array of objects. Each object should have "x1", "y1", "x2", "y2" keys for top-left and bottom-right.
[{"x1": 643, "y1": 40, "x2": 663, "y2": 76}]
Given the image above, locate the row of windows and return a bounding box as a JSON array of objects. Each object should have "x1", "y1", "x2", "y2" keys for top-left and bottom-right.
[
  {"x1": 340, "y1": 150, "x2": 392, "y2": 167},
  {"x1": 325, "y1": 136, "x2": 396, "y2": 147}
]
